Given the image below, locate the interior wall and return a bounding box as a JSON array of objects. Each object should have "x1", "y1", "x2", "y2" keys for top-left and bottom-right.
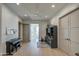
[
  {"x1": 1, "y1": 4, "x2": 22, "y2": 54},
  {"x1": 50, "y1": 4, "x2": 79, "y2": 48},
  {"x1": 50, "y1": 4, "x2": 79, "y2": 25},
  {"x1": 23, "y1": 20, "x2": 48, "y2": 41},
  {"x1": 39, "y1": 22, "x2": 47, "y2": 40},
  {"x1": 0, "y1": 4, "x2": 2, "y2": 55}
]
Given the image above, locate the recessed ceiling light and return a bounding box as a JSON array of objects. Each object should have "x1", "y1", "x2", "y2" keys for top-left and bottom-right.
[
  {"x1": 45, "y1": 16, "x2": 48, "y2": 18},
  {"x1": 34, "y1": 15, "x2": 37, "y2": 16},
  {"x1": 51, "y1": 5, "x2": 55, "y2": 8},
  {"x1": 16, "y1": 3, "x2": 20, "y2": 5},
  {"x1": 36, "y1": 11, "x2": 39, "y2": 13},
  {"x1": 24, "y1": 14, "x2": 27, "y2": 16}
]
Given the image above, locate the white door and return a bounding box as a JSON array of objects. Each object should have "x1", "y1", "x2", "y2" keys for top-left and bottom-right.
[
  {"x1": 59, "y1": 15, "x2": 71, "y2": 55},
  {"x1": 70, "y1": 9, "x2": 79, "y2": 55}
]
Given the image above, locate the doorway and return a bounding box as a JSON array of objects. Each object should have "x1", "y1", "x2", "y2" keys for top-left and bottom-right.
[{"x1": 30, "y1": 24, "x2": 39, "y2": 43}]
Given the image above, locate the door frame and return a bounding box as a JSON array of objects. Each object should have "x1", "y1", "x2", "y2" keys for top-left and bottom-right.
[
  {"x1": 18, "y1": 22, "x2": 21, "y2": 39},
  {"x1": 23, "y1": 24, "x2": 30, "y2": 42},
  {"x1": 59, "y1": 18, "x2": 62, "y2": 49},
  {"x1": 18, "y1": 21, "x2": 24, "y2": 42}
]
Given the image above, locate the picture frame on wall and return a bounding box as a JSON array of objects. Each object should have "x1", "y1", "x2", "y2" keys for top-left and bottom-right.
[{"x1": 6, "y1": 28, "x2": 17, "y2": 35}]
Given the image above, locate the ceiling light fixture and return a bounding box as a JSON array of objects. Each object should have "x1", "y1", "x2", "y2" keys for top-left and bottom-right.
[
  {"x1": 24, "y1": 14, "x2": 27, "y2": 16},
  {"x1": 45, "y1": 16, "x2": 48, "y2": 18},
  {"x1": 36, "y1": 11, "x2": 39, "y2": 13},
  {"x1": 34, "y1": 15, "x2": 37, "y2": 16},
  {"x1": 51, "y1": 5, "x2": 55, "y2": 8},
  {"x1": 16, "y1": 3, "x2": 20, "y2": 5}
]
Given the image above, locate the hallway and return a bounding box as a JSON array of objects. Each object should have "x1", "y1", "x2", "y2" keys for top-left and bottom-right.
[
  {"x1": 0, "y1": 3, "x2": 79, "y2": 56},
  {"x1": 14, "y1": 41, "x2": 67, "y2": 56}
]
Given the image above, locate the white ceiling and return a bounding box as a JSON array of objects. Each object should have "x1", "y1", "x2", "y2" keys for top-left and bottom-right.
[{"x1": 4, "y1": 3, "x2": 68, "y2": 21}]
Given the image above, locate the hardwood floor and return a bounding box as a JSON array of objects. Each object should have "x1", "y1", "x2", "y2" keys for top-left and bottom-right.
[{"x1": 14, "y1": 41, "x2": 68, "y2": 56}]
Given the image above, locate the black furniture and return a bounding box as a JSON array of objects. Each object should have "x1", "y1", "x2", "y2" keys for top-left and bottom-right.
[
  {"x1": 45, "y1": 25, "x2": 57, "y2": 48},
  {"x1": 6, "y1": 38, "x2": 21, "y2": 55}
]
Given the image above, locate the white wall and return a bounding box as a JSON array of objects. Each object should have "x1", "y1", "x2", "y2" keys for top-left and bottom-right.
[
  {"x1": 50, "y1": 4, "x2": 79, "y2": 48},
  {"x1": 50, "y1": 4, "x2": 79, "y2": 25},
  {"x1": 0, "y1": 4, "x2": 2, "y2": 55},
  {"x1": 1, "y1": 4, "x2": 22, "y2": 54},
  {"x1": 39, "y1": 22, "x2": 47, "y2": 40}
]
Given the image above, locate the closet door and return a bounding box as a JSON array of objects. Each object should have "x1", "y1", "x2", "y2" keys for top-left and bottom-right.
[
  {"x1": 23, "y1": 24, "x2": 30, "y2": 42},
  {"x1": 59, "y1": 15, "x2": 71, "y2": 55},
  {"x1": 70, "y1": 9, "x2": 79, "y2": 55},
  {"x1": 59, "y1": 17, "x2": 66, "y2": 51}
]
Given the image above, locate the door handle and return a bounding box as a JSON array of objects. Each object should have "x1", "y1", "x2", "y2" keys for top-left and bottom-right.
[{"x1": 66, "y1": 38, "x2": 70, "y2": 40}]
